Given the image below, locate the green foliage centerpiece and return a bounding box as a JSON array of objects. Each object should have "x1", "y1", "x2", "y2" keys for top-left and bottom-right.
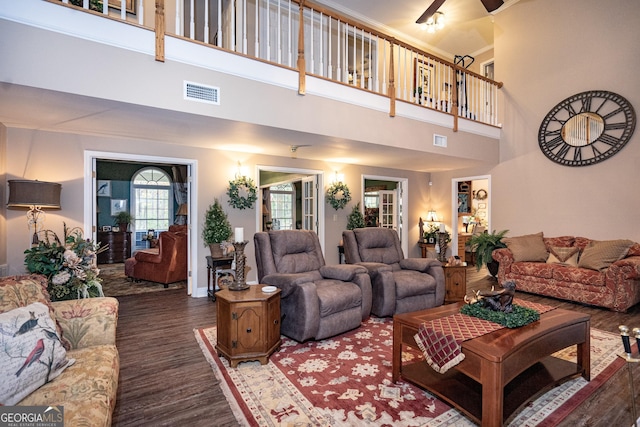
[{"x1": 460, "y1": 303, "x2": 540, "y2": 328}]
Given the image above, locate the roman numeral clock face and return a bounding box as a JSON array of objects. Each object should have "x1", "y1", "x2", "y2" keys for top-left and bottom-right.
[{"x1": 538, "y1": 90, "x2": 636, "y2": 166}]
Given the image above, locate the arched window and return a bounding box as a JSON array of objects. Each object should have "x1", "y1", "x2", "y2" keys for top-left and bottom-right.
[{"x1": 132, "y1": 168, "x2": 172, "y2": 249}]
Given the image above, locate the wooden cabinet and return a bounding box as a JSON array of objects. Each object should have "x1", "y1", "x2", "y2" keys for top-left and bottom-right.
[
  {"x1": 97, "y1": 231, "x2": 132, "y2": 264},
  {"x1": 443, "y1": 263, "x2": 467, "y2": 303},
  {"x1": 216, "y1": 285, "x2": 281, "y2": 368},
  {"x1": 458, "y1": 234, "x2": 472, "y2": 258}
]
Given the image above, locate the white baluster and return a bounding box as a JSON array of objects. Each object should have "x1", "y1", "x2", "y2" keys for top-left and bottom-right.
[
  {"x1": 204, "y1": 0, "x2": 209, "y2": 43},
  {"x1": 189, "y1": 0, "x2": 195, "y2": 39}
]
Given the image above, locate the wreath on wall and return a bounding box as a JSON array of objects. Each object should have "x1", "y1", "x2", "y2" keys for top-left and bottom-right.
[
  {"x1": 227, "y1": 176, "x2": 258, "y2": 210},
  {"x1": 475, "y1": 189, "x2": 488, "y2": 200},
  {"x1": 326, "y1": 181, "x2": 352, "y2": 210}
]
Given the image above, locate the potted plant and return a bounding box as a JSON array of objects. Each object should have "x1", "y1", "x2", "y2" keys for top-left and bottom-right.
[
  {"x1": 24, "y1": 223, "x2": 105, "y2": 300},
  {"x1": 468, "y1": 229, "x2": 509, "y2": 278},
  {"x1": 113, "y1": 211, "x2": 134, "y2": 231},
  {"x1": 346, "y1": 202, "x2": 365, "y2": 230},
  {"x1": 202, "y1": 199, "x2": 232, "y2": 257}
]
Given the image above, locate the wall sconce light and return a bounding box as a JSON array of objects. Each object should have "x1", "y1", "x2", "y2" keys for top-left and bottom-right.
[
  {"x1": 426, "y1": 210, "x2": 438, "y2": 223},
  {"x1": 332, "y1": 171, "x2": 345, "y2": 184},
  {"x1": 7, "y1": 179, "x2": 62, "y2": 246}
]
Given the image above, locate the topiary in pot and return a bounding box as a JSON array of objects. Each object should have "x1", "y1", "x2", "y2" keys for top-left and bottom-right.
[
  {"x1": 202, "y1": 199, "x2": 232, "y2": 257},
  {"x1": 468, "y1": 229, "x2": 509, "y2": 277},
  {"x1": 346, "y1": 202, "x2": 366, "y2": 230}
]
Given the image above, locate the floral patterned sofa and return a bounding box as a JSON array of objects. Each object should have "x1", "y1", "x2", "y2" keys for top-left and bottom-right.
[
  {"x1": 493, "y1": 233, "x2": 640, "y2": 312},
  {"x1": 0, "y1": 274, "x2": 119, "y2": 426}
]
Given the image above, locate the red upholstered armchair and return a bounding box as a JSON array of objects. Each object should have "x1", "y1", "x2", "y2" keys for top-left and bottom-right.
[{"x1": 124, "y1": 225, "x2": 187, "y2": 287}]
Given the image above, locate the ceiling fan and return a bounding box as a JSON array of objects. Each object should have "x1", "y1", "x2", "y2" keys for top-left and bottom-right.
[{"x1": 416, "y1": 0, "x2": 504, "y2": 24}]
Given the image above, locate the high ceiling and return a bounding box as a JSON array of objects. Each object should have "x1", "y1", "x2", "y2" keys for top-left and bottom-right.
[
  {"x1": 0, "y1": 0, "x2": 513, "y2": 172},
  {"x1": 316, "y1": 0, "x2": 514, "y2": 58}
]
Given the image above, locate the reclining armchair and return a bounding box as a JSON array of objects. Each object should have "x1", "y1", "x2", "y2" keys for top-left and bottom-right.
[
  {"x1": 124, "y1": 225, "x2": 187, "y2": 287},
  {"x1": 342, "y1": 228, "x2": 445, "y2": 317},
  {"x1": 254, "y1": 230, "x2": 372, "y2": 342}
]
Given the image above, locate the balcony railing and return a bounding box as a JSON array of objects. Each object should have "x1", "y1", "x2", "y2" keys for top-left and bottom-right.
[{"x1": 56, "y1": 0, "x2": 503, "y2": 130}]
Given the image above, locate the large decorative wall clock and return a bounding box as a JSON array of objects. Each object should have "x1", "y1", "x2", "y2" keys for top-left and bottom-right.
[{"x1": 538, "y1": 90, "x2": 636, "y2": 166}]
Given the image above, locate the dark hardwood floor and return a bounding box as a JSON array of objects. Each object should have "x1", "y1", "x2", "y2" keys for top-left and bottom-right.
[{"x1": 112, "y1": 267, "x2": 640, "y2": 426}]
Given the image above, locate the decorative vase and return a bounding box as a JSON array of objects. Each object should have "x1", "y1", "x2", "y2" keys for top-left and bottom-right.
[
  {"x1": 229, "y1": 240, "x2": 249, "y2": 291},
  {"x1": 209, "y1": 244, "x2": 224, "y2": 258}
]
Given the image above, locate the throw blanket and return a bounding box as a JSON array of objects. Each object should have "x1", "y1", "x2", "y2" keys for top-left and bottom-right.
[{"x1": 414, "y1": 300, "x2": 555, "y2": 373}]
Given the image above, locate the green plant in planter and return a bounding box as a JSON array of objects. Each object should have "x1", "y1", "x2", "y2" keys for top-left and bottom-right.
[
  {"x1": 468, "y1": 229, "x2": 509, "y2": 275},
  {"x1": 202, "y1": 199, "x2": 232, "y2": 254},
  {"x1": 346, "y1": 202, "x2": 365, "y2": 230},
  {"x1": 113, "y1": 211, "x2": 134, "y2": 229}
]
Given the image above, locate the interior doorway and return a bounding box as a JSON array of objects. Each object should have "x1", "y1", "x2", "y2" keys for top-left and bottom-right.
[
  {"x1": 450, "y1": 175, "x2": 491, "y2": 261},
  {"x1": 256, "y1": 165, "x2": 324, "y2": 250},
  {"x1": 84, "y1": 151, "x2": 197, "y2": 296},
  {"x1": 361, "y1": 175, "x2": 409, "y2": 256}
]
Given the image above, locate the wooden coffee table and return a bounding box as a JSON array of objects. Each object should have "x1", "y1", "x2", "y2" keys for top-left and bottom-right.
[{"x1": 393, "y1": 303, "x2": 590, "y2": 427}]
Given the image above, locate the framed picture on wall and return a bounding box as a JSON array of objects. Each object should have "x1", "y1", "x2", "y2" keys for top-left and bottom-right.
[
  {"x1": 97, "y1": 180, "x2": 111, "y2": 197},
  {"x1": 111, "y1": 199, "x2": 127, "y2": 216}
]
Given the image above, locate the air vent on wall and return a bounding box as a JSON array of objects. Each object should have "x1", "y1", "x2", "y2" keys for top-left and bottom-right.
[
  {"x1": 184, "y1": 81, "x2": 220, "y2": 105},
  {"x1": 433, "y1": 134, "x2": 447, "y2": 147}
]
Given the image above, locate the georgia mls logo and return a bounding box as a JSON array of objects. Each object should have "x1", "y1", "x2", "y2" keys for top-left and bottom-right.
[{"x1": 0, "y1": 405, "x2": 64, "y2": 427}]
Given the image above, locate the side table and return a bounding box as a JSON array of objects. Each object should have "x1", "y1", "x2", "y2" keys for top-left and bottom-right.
[
  {"x1": 443, "y1": 262, "x2": 467, "y2": 303},
  {"x1": 215, "y1": 285, "x2": 281, "y2": 368},
  {"x1": 206, "y1": 255, "x2": 234, "y2": 301},
  {"x1": 418, "y1": 241, "x2": 436, "y2": 258}
]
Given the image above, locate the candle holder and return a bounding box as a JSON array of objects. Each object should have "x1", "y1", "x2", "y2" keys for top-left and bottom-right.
[
  {"x1": 437, "y1": 232, "x2": 448, "y2": 263},
  {"x1": 229, "y1": 240, "x2": 250, "y2": 291},
  {"x1": 618, "y1": 325, "x2": 640, "y2": 427}
]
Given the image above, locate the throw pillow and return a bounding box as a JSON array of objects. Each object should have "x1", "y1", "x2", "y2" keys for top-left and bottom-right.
[
  {"x1": 503, "y1": 232, "x2": 548, "y2": 262},
  {"x1": 0, "y1": 302, "x2": 75, "y2": 405},
  {"x1": 0, "y1": 275, "x2": 70, "y2": 350},
  {"x1": 578, "y1": 239, "x2": 635, "y2": 271},
  {"x1": 547, "y1": 246, "x2": 580, "y2": 267}
]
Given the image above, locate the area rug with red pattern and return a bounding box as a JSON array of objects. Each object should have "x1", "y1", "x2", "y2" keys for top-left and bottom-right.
[{"x1": 195, "y1": 317, "x2": 624, "y2": 426}]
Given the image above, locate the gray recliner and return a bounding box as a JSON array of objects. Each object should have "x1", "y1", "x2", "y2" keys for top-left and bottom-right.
[
  {"x1": 254, "y1": 230, "x2": 372, "y2": 342},
  {"x1": 342, "y1": 228, "x2": 445, "y2": 317}
]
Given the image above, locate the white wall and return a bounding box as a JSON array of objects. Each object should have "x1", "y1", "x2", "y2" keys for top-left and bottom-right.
[{"x1": 433, "y1": 0, "x2": 640, "y2": 242}]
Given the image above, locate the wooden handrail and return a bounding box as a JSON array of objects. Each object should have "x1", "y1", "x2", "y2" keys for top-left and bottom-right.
[{"x1": 51, "y1": 0, "x2": 503, "y2": 127}]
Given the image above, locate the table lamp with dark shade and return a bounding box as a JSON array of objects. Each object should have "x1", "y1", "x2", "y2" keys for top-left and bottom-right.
[{"x1": 7, "y1": 179, "x2": 62, "y2": 245}]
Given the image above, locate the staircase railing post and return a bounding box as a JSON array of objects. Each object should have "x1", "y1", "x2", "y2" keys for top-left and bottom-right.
[
  {"x1": 388, "y1": 39, "x2": 395, "y2": 117},
  {"x1": 155, "y1": 0, "x2": 165, "y2": 62},
  {"x1": 297, "y1": 0, "x2": 306, "y2": 95}
]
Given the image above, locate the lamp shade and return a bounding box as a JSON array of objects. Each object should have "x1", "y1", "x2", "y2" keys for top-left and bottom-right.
[
  {"x1": 176, "y1": 203, "x2": 188, "y2": 216},
  {"x1": 7, "y1": 180, "x2": 62, "y2": 209}
]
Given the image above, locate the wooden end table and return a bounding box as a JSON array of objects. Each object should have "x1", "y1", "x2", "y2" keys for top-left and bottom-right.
[
  {"x1": 215, "y1": 285, "x2": 281, "y2": 368},
  {"x1": 206, "y1": 255, "x2": 234, "y2": 301},
  {"x1": 443, "y1": 262, "x2": 467, "y2": 303},
  {"x1": 393, "y1": 303, "x2": 590, "y2": 427}
]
